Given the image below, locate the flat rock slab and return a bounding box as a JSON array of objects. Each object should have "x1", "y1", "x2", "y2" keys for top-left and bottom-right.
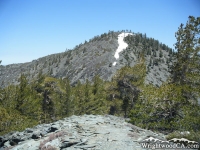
[{"x1": 1, "y1": 115, "x2": 168, "y2": 150}]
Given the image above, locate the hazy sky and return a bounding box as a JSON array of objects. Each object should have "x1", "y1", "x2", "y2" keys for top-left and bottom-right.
[{"x1": 0, "y1": 0, "x2": 199, "y2": 65}]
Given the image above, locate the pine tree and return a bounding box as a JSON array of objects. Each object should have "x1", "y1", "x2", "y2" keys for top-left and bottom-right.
[
  {"x1": 0, "y1": 106, "x2": 10, "y2": 133},
  {"x1": 42, "y1": 82, "x2": 55, "y2": 123},
  {"x1": 130, "y1": 16, "x2": 200, "y2": 133},
  {"x1": 87, "y1": 75, "x2": 107, "y2": 115},
  {"x1": 83, "y1": 79, "x2": 91, "y2": 114},
  {"x1": 62, "y1": 77, "x2": 71, "y2": 117},
  {"x1": 159, "y1": 50, "x2": 163, "y2": 58},
  {"x1": 108, "y1": 58, "x2": 146, "y2": 117},
  {"x1": 74, "y1": 81, "x2": 85, "y2": 115},
  {"x1": 16, "y1": 74, "x2": 30, "y2": 114},
  {"x1": 149, "y1": 58, "x2": 152, "y2": 66},
  {"x1": 153, "y1": 51, "x2": 157, "y2": 57},
  {"x1": 171, "y1": 16, "x2": 200, "y2": 102},
  {"x1": 92, "y1": 75, "x2": 100, "y2": 95}
]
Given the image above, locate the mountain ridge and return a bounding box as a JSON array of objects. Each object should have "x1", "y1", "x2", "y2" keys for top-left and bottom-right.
[{"x1": 0, "y1": 30, "x2": 174, "y2": 88}]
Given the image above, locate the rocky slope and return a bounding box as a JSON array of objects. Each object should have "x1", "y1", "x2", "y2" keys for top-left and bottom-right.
[
  {"x1": 0, "y1": 115, "x2": 168, "y2": 150},
  {"x1": 2, "y1": 115, "x2": 198, "y2": 150},
  {"x1": 0, "y1": 31, "x2": 173, "y2": 88}
]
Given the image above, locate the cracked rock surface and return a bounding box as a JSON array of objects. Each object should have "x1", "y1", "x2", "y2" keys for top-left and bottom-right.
[{"x1": 0, "y1": 115, "x2": 167, "y2": 150}]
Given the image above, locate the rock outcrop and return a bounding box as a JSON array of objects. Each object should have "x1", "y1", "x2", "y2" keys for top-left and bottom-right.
[{"x1": 0, "y1": 115, "x2": 167, "y2": 150}]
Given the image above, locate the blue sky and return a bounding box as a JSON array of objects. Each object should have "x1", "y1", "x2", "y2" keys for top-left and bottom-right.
[{"x1": 0, "y1": 0, "x2": 199, "y2": 65}]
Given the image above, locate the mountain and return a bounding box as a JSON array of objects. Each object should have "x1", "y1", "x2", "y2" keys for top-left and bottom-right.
[
  {"x1": 0, "y1": 29, "x2": 200, "y2": 148},
  {"x1": 0, "y1": 30, "x2": 174, "y2": 88},
  {"x1": 1, "y1": 17, "x2": 200, "y2": 149}
]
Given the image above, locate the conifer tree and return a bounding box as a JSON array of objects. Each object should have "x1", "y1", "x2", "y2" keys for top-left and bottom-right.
[
  {"x1": 87, "y1": 75, "x2": 107, "y2": 115},
  {"x1": 0, "y1": 106, "x2": 10, "y2": 132},
  {"x1": 171, "y1": 16, "x2": 200, "y2": 102},
  {"x1": 92, "y1": 75, "x2": 101, "y2": 95},
  {"x1": 74, "y1": 80, "x2": 85, "y2": 115},
  {"x1": 42, "y1": 82, "x2": 55, "y2": 123},
  {"x1": 83, "y1": 79, "x2": 91, "y2": 114},
  {"x1": 108, "y1": 58, "x2": 146, "y2": 117},
  {"x1": 62, "y1": 77, "x2": 71, "y2": 117},
  {"x1": 16, "y1": 74, "x2": 30, "y2": 114},
  {"x1": 129, "y1": 16, "x2": 200, "y2": 134},
  {"x1": 159, "y1": 50, "x2": 163, "y2": 58}
]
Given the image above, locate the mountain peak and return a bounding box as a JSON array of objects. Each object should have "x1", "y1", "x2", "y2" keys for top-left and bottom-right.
[{"x1": 0, "y1": 30, "x2": 173, "y2": 88}]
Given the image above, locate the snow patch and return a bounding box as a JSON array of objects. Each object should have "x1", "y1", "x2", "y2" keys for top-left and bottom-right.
[
  {"x1": 113, "y1": 32, "x2": 133, "y2": 66},
  {"x1": 113, "y1": 62, "x2": 117, "y2": 66}
]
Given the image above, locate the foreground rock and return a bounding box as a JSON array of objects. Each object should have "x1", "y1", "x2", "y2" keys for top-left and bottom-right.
[{"x1": 0, "y1": 115, "x2": 171, "y2": 150}]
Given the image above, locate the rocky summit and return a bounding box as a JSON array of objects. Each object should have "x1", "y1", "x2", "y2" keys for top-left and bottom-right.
[
  {"x1": 0, "y1": 115, "x2": 168, "y2": 150},
  {"x1": 0, "y1": 31, "x2": 173, "y2": 88}
]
